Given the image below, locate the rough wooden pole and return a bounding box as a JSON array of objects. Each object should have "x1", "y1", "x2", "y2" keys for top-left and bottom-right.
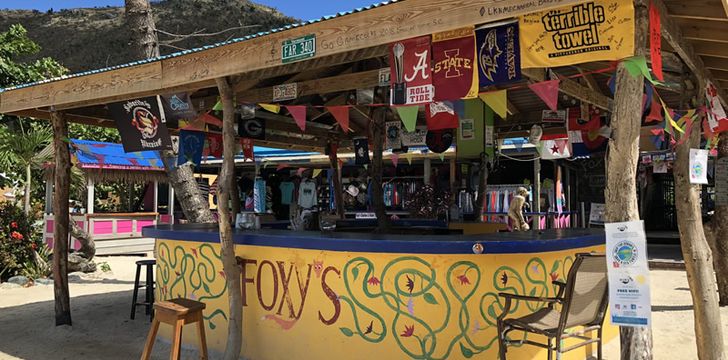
[
  {"x1": 50, "y1": 110, "x2": 72, "y2": 326},
  {"x1": 705, "y1": 131, "x2": 728, "y2": 305},
  {"x1": 215, "y1": 77, "x2": 244, "y2": 360},
  {"x1": 328, "y1": 139, "x2": 345, "y2": 219},
  {"x1": 475, "y1": 154, "x2": 490, "y2": 223},
  {"x1": 370, "y1": 107, "x2": 389, "y2": 231},
  {"x1": 605, "y1": 1, "x2": 652, "y2": 358},
  {"x1": 124, "y1": 0, "x2": 159, "y2": 59},
  {"x1": 674, "y1": 90, "x2": 726, "y2": 360}
]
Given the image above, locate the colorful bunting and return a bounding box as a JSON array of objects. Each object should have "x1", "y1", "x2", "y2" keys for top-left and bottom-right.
[
  {"x1": 276, "y1": 163, "x2": 289, "y2": 171},
  {"x1": 391, "y1": 152, "x2": 399, "y2": 168},
  {"x1": 328, "y1": 106, "x2": 350, "y2": 133},
  {"x1": 259, "y1": 103, "x2": 281, "y2": 114},
  {"x1": 404, "y1": 152, "x2": 413, "y2": 165},
  {"x1": 396, "y1": 106, "x2": 419, "y2": 132},
  {"x1": 286, "y1": 105, "x2": 307, "y2": 132},
  {"x1": 478, "y1": 90, "x2": 508, "y2": 119},
  {"x1": 297, "y1": 167, "x2": 306, "y2": 176},
  {"x1": 623, "y1": 56, "x2": 658, "y2": 85},
  {"x1": 528, "y1": 80, "x2": 560, "y2": 111},
  {"x1": 212, "y1": 100, "x2": 223, "y2": 111},
  {"x1": 645, "y1": 94, "x2": 663, "y2": 123},
  {"x1": 706, "y1": 81, "x2": 728, "y2": 132},
  {"x1": 438, "y1": 153, "x2": 446, "y2": 162},
  {"x1": 206, "y1": 133, "x2": 223, "y2": 158}
]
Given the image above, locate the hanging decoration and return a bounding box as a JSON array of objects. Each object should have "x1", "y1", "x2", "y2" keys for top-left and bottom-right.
[
  {"x1": 432, "y1": 27, "x2": 477, "y2": 101},
  {"x1": 259, "y1": 103, "x2": 281, "y2": 114},
  {"x1": 457, "y1": 99, "x2": 485, "y2": 159},
  {"x1": 519, "y1": 0, "x2": 635, "y2": 68},
  {"x1": 238, "y1": 116, "x2": 266, "y2": 140},
  {"x1": 241, "y1": 138, "x2": 254, "y2": 160},
  {"x1": 177, "y1": 130, "x2": 205, "y2": 166},
  {"x1": 353, "y1": 138, "x2": 370, "y2": 165},
  {"x1": 391, "y1": 152, "x2": 399, "y2": 168},
  {"x1": 426, "y1": 101, "x2": 459, "y2": 130},
  {"x1": 476, "y1": 21, "x2": 521, "y2": 87},
  {"x1": 212, "y1": 100, "x2": 223, "y2": 111},
  {"x1": 395, "y1": 106, "x2": 419, "y2": 132},
  {"x1": 689, "y1": 149, "x2": 709, "y2": 184},
  {"x1": 645, "y1": 95, "x2": 664, "y2": 123},
  {"x1": 286, "y1": 105, "x2": 307, "y2": 132},
  {"x1": 706, "y1": 81, "x2": 728, "y2": 133},
  {"x1": 649, "y1": 0, "x2": 663, "y2": 81},
  {"x1": 567, "y1": 106, "x2": 608, "y2": 157},
  {"x1": 402, "y1": 126, "x2": 427, "y2": 146},
  {"x1": 385, "y1": 121, "x2": 403, "y2": 150},
  {"x1": 623, "y1": 55, "x2": 659, "y2": 85},
  {"x1": 328, "y1": 106, "x2": 350, "y2": 133},
  {"x1": 389, "y1": 36, "x2": 433, "y2": 105},
  {"x1": 109, "y1": 96, "x2": 173, "y2": 153},
  {"x1": 426, "y1": 129, "x2": 454, "y2": 153},
  {"x1": 160, "y1": 93, "x2": 197, "y2": 129},
  {"x1": 206, "y1": 133, "x2": 223, "y2": 158},
  {"x1": 540, "y1": 137, "x2": 572, "y2": 160},
  {"x1": 528, "y1": 80, "x2": 560, "y2": 111},
  {"x1": 313, "y1": 169, "x2": 323, "y2": 178},
  {"x1": 478, "y1": 90, "x2": 508, "y2": 119}
]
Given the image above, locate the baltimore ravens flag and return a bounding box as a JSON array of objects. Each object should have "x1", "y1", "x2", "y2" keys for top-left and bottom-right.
[
  {"x1": 109, "y1": 96, "x2": 173, "y2": 153},
  {"x1": 476, "y1": 21, "x2": 521, "y2": 87}
]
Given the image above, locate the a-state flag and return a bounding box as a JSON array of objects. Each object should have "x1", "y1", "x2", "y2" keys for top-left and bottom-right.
[
  {"x1": 476, "y1": 22, "x2": 521, "y2": 87},
  {"x1": 109, "y1": 96, "x2": 173, "y2": 153},
  {"x1": 432, "y1": 27, "x2": 477, "y2": 101}
]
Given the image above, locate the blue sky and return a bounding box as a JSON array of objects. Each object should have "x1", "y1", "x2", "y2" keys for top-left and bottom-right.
[{"x1": 0, "y1": 1, "x2": 379, "y2": 21}]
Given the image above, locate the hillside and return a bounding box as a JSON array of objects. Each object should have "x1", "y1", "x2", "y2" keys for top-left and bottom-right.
[{"x1": 0, "y1": 0, "x2": 298, "y2": 73}]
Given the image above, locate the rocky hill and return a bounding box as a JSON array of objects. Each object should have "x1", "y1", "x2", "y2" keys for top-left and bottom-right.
[{"x1": 0, "y1": 0, "x2": 297, "y2": 73}]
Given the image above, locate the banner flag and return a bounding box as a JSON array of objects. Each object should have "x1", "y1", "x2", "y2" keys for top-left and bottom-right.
[
  {"x1": 385, "y1": 121, "x2": 403, "y2": 150},
  {"x1": 241, "y1": 138, "x2": 254, "y2": 160},
  {"x1": 353, "y1": 138, "x2": 370, "y2": 165},
  {"x1": 391, "y1": 152, "x2": 399, "y2": 168},
  {"x1": 328, "y1": 106, "x2": 350, "y2": 133},
  {"x1": 476, "y1": 21, "x2": 521, "y2": 87},
  {"x1": 426, "y1": 101, "x2": 459, "y2": 130},
  {"x1": 396, "y1": 106, "x2": 419, "y2": 132},
  {"x1": 206, "y1": 133, "x2": 223, "y2": 158},
  {"x1": 390, "y1": 36, "x2": 433, "y2": 105},
  {"x1": 649, "y1": 0, "x2": 663, "y2": 81},
  {"x1": 478, "y1": 90, "x2": 508, "y2": 119},
  {"x1": 540, "y1": 138, "x2": 571, "y2": 159},
  {"x1": 238, "y1": 117, "x2": 266, "y2": 140},
  {"x1": 432, "y1": 27, "x2": 477, "y2": 101},
  {"x1": 259, "y1": 103, "x2": 281, "y2": 114},
  {"x1": 177, "y1": 130, "x2": 205, "y2": 166},
  {"x1": 160, "y1": 93, "x2": 196, "y2": 129},
  {"x1": 519, "y1": 0, "x2": 635, "y2": 68},
  {"x1": 528, "y1": 80, "x2": 560, "y2": 111},
  {"x1": 706, "y1": 81, "x2": 728, "y2": 132},
  {"x1": 109, "y1": 96, "x2": 173, "y2": 152},
  {"x1": 286, "y1": 105, "x2": 307, "y2": 132}
]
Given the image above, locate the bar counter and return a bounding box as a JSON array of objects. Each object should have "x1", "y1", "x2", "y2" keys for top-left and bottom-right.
[{"x1": 142, "y1": 224, "x2": 615, "y2": 359}]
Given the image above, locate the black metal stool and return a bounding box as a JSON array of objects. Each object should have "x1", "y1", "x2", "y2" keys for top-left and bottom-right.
[{"x1": 131, "y1": 259, "x2": 156, "y2": 321}]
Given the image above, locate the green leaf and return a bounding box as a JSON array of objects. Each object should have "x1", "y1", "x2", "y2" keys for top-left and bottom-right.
[
  {"x1": 488, "y1": 306, "x2": 497, "y2": 319},
  {"x1": 423, "y1": 292, "x2": 438, "y2": 305},
  {"x1": 352, "y1": 267, "x2": 359, "y2": 280},
  {"x1": 529, "y1": 288, "x2": 536, "y2": 297},
  {"x1": 339, "y1": 327, "x2": 354, "y2": 337},
  {"x1": 550, "y1": 261, "x2": 559, "y2": 275},
  {"x1": 203, "y1": 282, "x2": 210, "y2": 293},
  {"x1": 460, "y1": 342, "x2": 474, "y2": 358}
]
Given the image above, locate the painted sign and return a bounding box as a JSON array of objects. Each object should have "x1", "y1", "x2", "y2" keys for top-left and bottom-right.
[
  {"x1": 390, "y1": 36, "x2": 433, "y2": 105},
  {"x1": 155, "y1": 239, "x2": 611, "y2": 359},
  {"x1": 519, "y1": 0, "x2": 635, "y2": 68},
  {"x1": 160, "y1": 93, "x2": 197, "y2": 129},
  {"x1": 378, "y1": 67, "x2": 391, "y2": 87},
  {"x1": 432, "y1": 27, "x2": 477, "y2": 101},
  {"x1": 238, "y1": 117, "x2": 266, "y2": 140},
  {"x1": 542, "y1": 110, "x2": 567, "y2": 124},
  {"x1": 476, "y1": 21, "x2": 521, "y2": 87},
  {"x1": 401, "y1": 126, "x2": 427, "y2": 147},
  {"x1": 177, "y1": 130, "x2": 205, "y2": 166},
  {"x1": 605, "y1": 220, "x2": 652, "y2": 327},
  {"x1": 282, "y1": 34, "x2": 316, "y2": 63},
  {"x1": 273, "y1": 83, "x2": 298, "y2": 102},
  {"x1": 716, "y1": 158, "x2": 728, "y2": 206},
  {"x1": 589, "y1": 203, "x2": 605, "y2": 224},
  {"x1": 109, "y1": 96, "x2": 173, "y2": 152},
  {"x1": 689, "y1": 149, "x2": 709, "y2": 185}
]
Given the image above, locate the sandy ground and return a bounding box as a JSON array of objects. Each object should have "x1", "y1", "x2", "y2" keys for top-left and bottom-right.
[{"x1": 0, "y1": 258, "x2": 726, "y2": 359}]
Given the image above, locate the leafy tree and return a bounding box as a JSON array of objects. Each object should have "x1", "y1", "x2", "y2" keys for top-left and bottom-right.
[
  {"x1": 0, "y1": 24, "x2": 66, "y2": 87},
  {"x1": 0, "y1": 121, "x2": 52, "y2": 214}
]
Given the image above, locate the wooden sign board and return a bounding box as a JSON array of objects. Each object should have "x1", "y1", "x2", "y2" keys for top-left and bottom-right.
[{"x1": 272, "y1": 83, "x2": 298, "y2": 102}]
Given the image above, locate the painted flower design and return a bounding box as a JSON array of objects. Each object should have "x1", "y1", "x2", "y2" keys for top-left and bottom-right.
[
  {"x1": 367, "y1": 276, "x2": 380, "y2": 286},
  {"x1": 456, "y1": 274, "x2": 470, "y2": 285},
  {"x1": 191, "y1": 248, "x2": 198, "y2": 257},
  {"x1": 219, "y1": 270, "x2": 226, "y2": 278},
  {"x1": 364, "y1": 321, "x2": 373, "y2": 335},
  {"x1": 405, "y1": 275, "x2": 414, "y2": 294},
  {"x1": 406, "y1": 298, "x2": 415, "y2": 316},
  {"x1": 10, "y1": 231, "x2": 23, "y2": 240},
  {"x1": 531, "y1": 265, "x2": 540, "y2": 274},
  {"x1": 500, "y1": 272, "x2": 508, "y2": 286},
  {"x1": 550, "y1": 272, "x2": 559, "y2": 282},
  {"x1": 400, "y1": 324, "x2": 415, "y2": 337}
]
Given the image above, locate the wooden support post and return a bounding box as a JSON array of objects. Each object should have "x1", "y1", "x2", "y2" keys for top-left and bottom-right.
[
  {"x1": 328, "y1": 139, "x2": 345, "y2": 219},
  {"x1": 86, "y1": 179, "x2": 95, "y2": 214},
  {"x1": 706, "y1": 131, "x2": 728, "y2": 305},
  {"x1": 604, "y1": 1, "x2": 652, "y2": 358},
  {"x1": 45, "y1": 180, "x2": 53, "y2": 214},
  {"x1": 370, "y1": 107, "x2": 389, "y2": 231},
  {"x1": 152, "y1": 181, "x2": 159, "y2": 213},
  {"x1": 533, "y1": 158, "x2": 541, "y2": 230},
  {"x1": 215, "y1": 76, "x2": 244, "y2": 359},
  {"x1": 50, "y1": 110, "x2": 72, "y2": 326}
]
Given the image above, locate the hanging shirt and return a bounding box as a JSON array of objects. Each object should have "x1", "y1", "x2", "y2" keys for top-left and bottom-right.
[
  {"x1": 279, "y1": 182, "x2": 294, "y2": 205},
  {"x1": 298, "y1": 180, "x2": 318, "y2": 209}
]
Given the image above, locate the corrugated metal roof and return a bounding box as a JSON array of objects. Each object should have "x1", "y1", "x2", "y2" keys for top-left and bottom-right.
[{"x1": 0, "y1": 1, "x2": 398, "y2": 93}]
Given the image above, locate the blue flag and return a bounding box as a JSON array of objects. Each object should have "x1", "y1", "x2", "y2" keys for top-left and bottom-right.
[
  {"x1": 177, "y1": 130, "x2": 205, "y2": 166},
  {"x1": 476, "y1": 22, "x2": 521, "y2": 87}
]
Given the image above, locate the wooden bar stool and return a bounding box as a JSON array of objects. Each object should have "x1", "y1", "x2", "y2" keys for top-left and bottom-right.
[{"x1": 141, "y1": 298, "x2": 208, "y2": 360}]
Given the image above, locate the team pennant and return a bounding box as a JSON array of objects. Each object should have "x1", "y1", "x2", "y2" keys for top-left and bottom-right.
[
  {"x1": 478, "y1": 90, "x2": 508, "y2": 119},
  {"x1": 259, "y1": 103, "x2": 281, "y2": 114},
  {"x1": 391, "y1": 152, "x2": 399, "y2": 168},
  {"x1": 328, "y1": 106, "x2": 350, "y2": 133},
  {"x1": 286, "y1": 105, "x2": 307, "y2": 132},
  {"x1": 528, "y1": 80, "x2": 560, "y2": 111},
  {"x1": 396, "y1": 106, "x2": 419, "y2": 132}
]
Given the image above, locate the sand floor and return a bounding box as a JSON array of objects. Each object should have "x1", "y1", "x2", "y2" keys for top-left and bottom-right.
[{"x1": 0, "y1": 256, "x2": 727, "y2": 359}]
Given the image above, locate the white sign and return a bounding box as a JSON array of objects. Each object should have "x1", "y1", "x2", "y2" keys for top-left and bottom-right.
[
  {"x1": 272, "y1": 83, "x2": 297, "y2": 102},
  {"x1": 605, "y1": 220, "x2": 652, "y2": 327},
  {"x1": 355, "y1": 212, "x2": 377, "y2": 219},
  {"x1": 716, "y1": 157, "x2": 728, "y2": 206},
  {"x1": 589, "y1": 203, "x2": 605, "y2": 225},
  {"x1": 378, "y1": 68, "x2": 391, "y2": 87},
  {"x1": 542, "y1": 110, "x2": 567, "y2": 123},
  {"x1": 401, "y1": 126, "x2": 427, "y2": 146},
  {"x1": 689, "y1": 148, "x2": 709, "y2": 184},
  {"x1": 459, "y1": 118, "x2": 474, "y2": 141}
]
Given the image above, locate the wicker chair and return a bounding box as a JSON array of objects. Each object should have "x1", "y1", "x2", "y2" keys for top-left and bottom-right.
[{"x1": 497, "y1": 253, "x2": 608, "y2": 360}]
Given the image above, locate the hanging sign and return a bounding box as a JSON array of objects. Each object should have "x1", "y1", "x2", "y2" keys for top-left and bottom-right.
[
  {"x1": 238, "y1": 116, "x2": 266, "y2": 140},
  {"x1": 459, "y1": 118, "x2": 475, "y2": 141},
  {"x1": 432, "y1": 27, "x2": 477, "y2": 101},
  {"x1": 273, "y1": 83, "x2": 298, "y2": 102},
  {"x1": 716, "y1": 158, "x2": 728, "y2": 206},
  {"x1": 401, "y1": 126, "x2": 427, "y2": 147},
  {"x1": 476, "y1": 21, "x2": 521, "y2": 87},
  {"x1": 706, "y1": 81, "x2": 728, "y2": 132},
  {"x1": 542, "y1": 110, "x2": 567, "y2": 123},
  {"x1": 160, "y1": 93, "x2": 197, "y2": 129},
  {"x1": 353, "y1": 138, "x2": 370, "y2": 165},
  {"x1": 385, "y1": 121, "x2": 402, "y2": 150},
  {"x1": 378, "y1": 67, "x2": 391, "y2": 87},
  {"x1": 282, "y1": 34, "x2": 316, "y2": 64},
  {"x1": 606, "y1": 220, "x2": 652, "y2": 327},
  {"x1": 426, "y1": 129, "x2": 454, "y2": 154},
  {"x1": 240, "y1": 104, "x2": 256, "y2": 120},
  {"x1": 390, "y1": 36, "x2": 433, "y2": 105},
  {"x1": 206, "y1": 133, "x2": 223, "y2": 158},
  {"x1": 241, "y1": 138, "x2": 254, "y2": 160},
  {"x1": 519, "y1": 0, "x2": 635, "y2": 68},
  {"x1": 653, "y1": 154, "x2": 668, "y2": 173},
  {"x1": 589, "y1": 203, "x2": 605, "y2": 224},
  {"x1": 426, "y1": 101, "x2": 459, "y2": 130},
  {"x1": 109, "y1": 96, "x2": 173, "y2": 152},
  {"x1": 177, "y1": 130, "x2": 205, "y2": 166},
  {"x1": 689, "y1": 149, "x2": 709, "y2": 185}
]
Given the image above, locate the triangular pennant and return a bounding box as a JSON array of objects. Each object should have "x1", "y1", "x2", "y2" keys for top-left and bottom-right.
[
  {"x1": 478, "y1": 90, "x2": 508, "y2": 119},
  {"x1": 645, "y1": 95, "x2": 663, "y2": 123},
  {"x1": 259, "y1": 103, "x2": 281, "y2": 114},
  {"x1": 285, "y1": 105, "x2": 307, "y2": 132},
  {"x1": 395, "y1": 106, "x2": 419, "y2": 132},
  {"x1": 313, "y1": 169, "x2": 322, "y2": 178},
  {"x1": 528, "y1": 80, "x2": 560, "y2": 111},
  {"x1": 276, "y1": 163, "x2": 289, "y2": 171},
  {"x1": 297, "y1": 167, "x2": 306, "y2": 176},
  {"x1": 212, "y1": 100, "x2": 223, "y2": 111},
  {"x1": 328, "y1": 106, "x2": 350, "y2": 133},
  {"x1": 623, "y1": 56, "x2": 658, "y2": 85},
  {"x1": 404, "y1": 153, "x2": 413, "y2": 165},
  {"x1": 391, "y1": 153, "x2": 399, "y2": 168},
  {"x1": 337, "y1": 159, "x2": 344, "y2": 169},
  {"x1": 513, "y1": 139, "x2": 524, "y2": 152},
  {"x1": 363, "y1": 164, "x2": 368, "y2": 170},
  {"x1": 438, "y1": 153, "x2": 446, "y2": 162},
  {"x1": 200, "y1": 112, "x2": 223, "y2": 127}
]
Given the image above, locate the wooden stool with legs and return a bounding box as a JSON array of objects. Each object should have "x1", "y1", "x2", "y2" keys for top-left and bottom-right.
[{"x1": 141, "y1": 298, "x2": 208, "y2": 360}]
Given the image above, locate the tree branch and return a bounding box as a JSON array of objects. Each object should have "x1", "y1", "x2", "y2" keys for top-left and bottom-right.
[{"x1": 156, "y1": 25, "x2": 261, "y2": 45}]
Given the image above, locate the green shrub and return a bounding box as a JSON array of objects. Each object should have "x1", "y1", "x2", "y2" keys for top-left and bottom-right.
[{"x1": 0, "y1": 202, "x2": 42, "y2": 281}]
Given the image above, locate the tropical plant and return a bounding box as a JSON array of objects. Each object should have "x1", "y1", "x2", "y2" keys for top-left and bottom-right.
[
  {"x1": 0, "y1": 121, "x2": 52, "y2": 214},
  {"x1": 21, "y1": 243, "x2": 52, "y2": 280},
  {"x1": 0, "y1": 201, "x2": 42, "y2": 281}
]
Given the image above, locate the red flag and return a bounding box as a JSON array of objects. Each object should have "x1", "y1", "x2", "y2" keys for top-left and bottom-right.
[
  {"x1": 528, "y1": 80, "x2": 560, "y2": 111},
  {"x1": 426, "y1": 102, "x2": 458, "y2": 130},
  {"x1": 240, "y1": 138, "x2": 254, "y2": 160},
  {"x1": 328, "y1": 106, "x2": 350, "y2": 133},
  {"x1": 649, "y1": 1, "x2": 663, "y2": 81},
  {"x1": 432, "y1": 27, "x2": 476, "y2": 101},
  {"x1": 206, "y1": 133, "x2": 223, "y2": 158},
  {"x1": 391, "y1": 153, "x2": 399, "y2": 168},
  {"x1": 285, "y1": 105, "x2": 307, "y2": 132},
  {"x1": 296, "y1": 167, "x2": 306, "y2": 176},
  {"x1": 390, "y1": 36, "x2": 433, "y2": 105},
  {"x1": 276, "y1": 163, "x2": 289, "y2": 171},
  {"x1": 200, "y1": 112, "x2": 223, "y2": 127},
  {"x1": 645, "y1": 96, "x2": 663, "y2": 123}
]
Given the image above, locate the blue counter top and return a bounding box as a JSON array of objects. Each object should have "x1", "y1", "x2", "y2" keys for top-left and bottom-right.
[{"x1": 143, "y1": 224, "x2": 605, "y2": 255}]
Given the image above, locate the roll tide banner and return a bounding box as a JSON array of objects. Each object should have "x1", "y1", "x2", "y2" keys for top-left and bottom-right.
[
  {"x1": 389, "y1": 36, "x2": 433, "y2": 105},
  {"x1": 519, "y1": 0, "x2": 635, "y2": 68},
  {"x1": 476, "y1": 21, "x2": 521, "y2": 87},
  {"x1": 109, "y1": 96, "x2": 173, "y2": 153},
  {"x1": 432, "y1": 27, "x2": 477, "y2": 101}
]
